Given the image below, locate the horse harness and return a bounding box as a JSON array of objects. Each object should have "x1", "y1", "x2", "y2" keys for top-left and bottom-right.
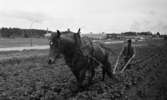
[
  {"x1": 75, "y1": 39, "x2": 104, "y2": 67},
  {"x1": 56, "y1": 35, "x2": 104, "y2": 68}
]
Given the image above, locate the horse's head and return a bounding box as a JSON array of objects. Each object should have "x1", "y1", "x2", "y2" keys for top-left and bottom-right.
[
  {"x1": 48, "y1": 29, "x2": 81, "y2": 64},
  {"x1": 48, "y1": 31, "x2": 61, "y2": 64}
]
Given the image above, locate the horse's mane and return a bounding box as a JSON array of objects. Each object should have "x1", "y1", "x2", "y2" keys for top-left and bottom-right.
[
  {"x1": 79, "y1": 36, "x2": 116, "y2": 56},
  {"x1": 61, "y1": 31, "x2": 76, "y2": 34},
  {"x1": 81, "y1": 36, "x2": 92, "y2": 46},
  {"x1": 79, "y1": 36, "x2": 94, "y2": 56}
]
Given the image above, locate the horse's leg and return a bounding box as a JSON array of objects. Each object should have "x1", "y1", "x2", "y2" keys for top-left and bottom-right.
[
  {"x1": 105, "y1": 61, "x2": 112, "y2": 78},
  {"x1": 102, "y1": 66, "x2": 106, "y2": 81},
  {"x1": 105, "y1": 60, "x2": 118, "y2": 82},
  {"x1": 88, "y1": 67, "x2": 95, "y2": 84},
  {"x1": 78, "y1": 68, "x2": 86, "y2": 88},
  {"x1": 102, "y1": 54, "x2": 111, "y2": 81},
  {"x1": 72, "y1": 70, "x2": 80, "y2": 84},
  {"x1": 87, "y1": 60, "x2": 96, "y2": 84}
]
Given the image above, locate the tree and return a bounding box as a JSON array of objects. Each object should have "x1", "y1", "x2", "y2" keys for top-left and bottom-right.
[{"x1": 0, "y1": 27, "x2": 49, "y2": 38}]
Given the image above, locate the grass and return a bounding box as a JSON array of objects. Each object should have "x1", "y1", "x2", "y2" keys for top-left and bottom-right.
[
  {"x1": 0, "y1": 38, "x2": 48, "y2": 48},
  {"x1": 0, "y1": 50, "x2": 49, "y2": 61}
]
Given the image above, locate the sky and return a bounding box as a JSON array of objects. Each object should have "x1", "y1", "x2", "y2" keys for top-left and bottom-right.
[{"x1": 0, "y1": 0, "x2": 167, "y2": 34}]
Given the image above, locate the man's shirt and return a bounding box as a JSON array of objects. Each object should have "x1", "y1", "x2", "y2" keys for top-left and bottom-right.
[{"x1": 122, "y1": 46, "x2": 134, "y2": 58}]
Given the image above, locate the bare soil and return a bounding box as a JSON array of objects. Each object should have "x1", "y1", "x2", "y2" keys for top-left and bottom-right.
[{"x1": 0, "y1": 40, "x2": 167, "y2": 100}]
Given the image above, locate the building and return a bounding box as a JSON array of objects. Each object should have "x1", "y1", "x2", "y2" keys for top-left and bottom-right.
[
  {"x1": 106, "y1": 33, "x2": 122, "y2": 40},
  {"x1": 81, "y1": 33, "x2": 106, "y2": 40}
]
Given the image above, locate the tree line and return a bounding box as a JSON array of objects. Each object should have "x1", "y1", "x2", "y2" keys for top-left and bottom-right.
[
  {"x1": 121, "y1": 31, "x2": 153, "y2": 36},
  {"x1": 0, "y1": 27, "x2": 162, "y2": 38},
  {"x1": 0, "y1": 27, "x2": 52, "y2": 38}
]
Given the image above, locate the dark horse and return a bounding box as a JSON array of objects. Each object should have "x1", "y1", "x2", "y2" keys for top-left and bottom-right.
[{"x1": 48, "y1": 29, "x2": 115, "y2": 87}]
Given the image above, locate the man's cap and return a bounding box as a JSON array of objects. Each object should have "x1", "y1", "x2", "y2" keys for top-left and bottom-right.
[{"x1": 128, "y1": 39, "x2": 132, "y2": 43}]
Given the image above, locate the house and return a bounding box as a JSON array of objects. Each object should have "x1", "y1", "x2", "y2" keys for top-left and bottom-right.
[
  {"x1": 82, "y1": 33, "x2": 106, "y2": 40},
  {"x1": 106, "y1": 33, "x2": 122, "y2": 40}
]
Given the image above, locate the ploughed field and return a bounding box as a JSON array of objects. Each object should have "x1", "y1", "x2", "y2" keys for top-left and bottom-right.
[{"x1": 0, "y1": 40, "x2": 167, "y2": 100}]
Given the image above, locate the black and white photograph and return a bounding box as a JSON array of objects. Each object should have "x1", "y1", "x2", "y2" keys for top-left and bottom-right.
[{"x1": 0, "y1": 0, "x2": 167, "y2": 100}]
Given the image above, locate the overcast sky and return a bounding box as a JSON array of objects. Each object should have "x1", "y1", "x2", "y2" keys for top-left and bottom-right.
[{"x1": 0, "y1": 0, "x2": 167, "y2": 34}]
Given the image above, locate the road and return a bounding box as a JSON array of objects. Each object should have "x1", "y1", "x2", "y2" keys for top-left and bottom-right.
[
  {"x1": 0, "y1": 40, "x2": 126, "y2": 52},
  {"x1": 0, "y1": 45, "x2": 49, "y2": 52}
]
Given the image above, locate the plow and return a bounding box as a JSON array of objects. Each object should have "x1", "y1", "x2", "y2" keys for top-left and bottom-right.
[
  {"x1": 88, "y1": 42, "x2": 136, "y2": 75},
  {"x1": 113, "y1": 45, "x2": 136, "y2": 74}
]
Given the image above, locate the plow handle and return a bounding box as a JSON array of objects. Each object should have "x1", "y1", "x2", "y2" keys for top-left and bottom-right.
[
  {"x1": 113, "y1": 46, "x2": 124, "y2": 74},
  {"x1": 121, "y1": 45, "x2": 136, "y2": 73},
  {"x1": 120, "y1": 54, "x2": 135, "y2": 73}
]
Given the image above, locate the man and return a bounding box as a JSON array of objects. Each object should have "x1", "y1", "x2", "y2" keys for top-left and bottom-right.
[{"x1": 121, "y1": 39, "x2": 135, "y2": 67}]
